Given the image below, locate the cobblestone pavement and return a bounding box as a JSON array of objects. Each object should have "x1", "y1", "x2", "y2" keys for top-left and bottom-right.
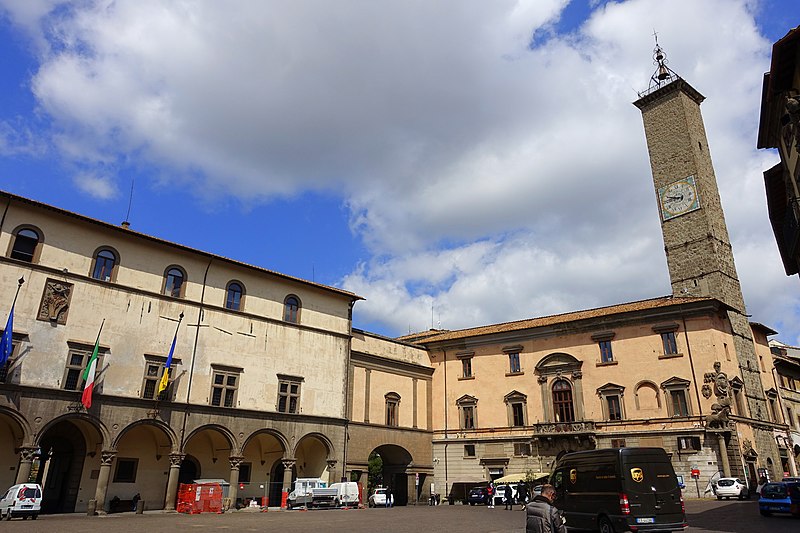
[{"x1": 0, "y1": 499, "x2": 793, "y2": 533}]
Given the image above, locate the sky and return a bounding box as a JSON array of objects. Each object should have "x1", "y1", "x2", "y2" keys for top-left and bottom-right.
[{"x1": 0, "y1": 0, "x2": 798, "y2": 345}]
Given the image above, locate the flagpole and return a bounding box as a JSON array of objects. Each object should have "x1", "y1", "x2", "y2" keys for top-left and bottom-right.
[
  {"x1": 8, "y1": 276, "x2": 24, "y2": 310},
  {"x1": 1, "y1": 277, "x2": 24, "y2": 366}
]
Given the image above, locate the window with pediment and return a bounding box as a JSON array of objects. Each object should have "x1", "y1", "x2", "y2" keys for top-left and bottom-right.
[
  {"x1": 597, "y1": 383, "x2": 625, "y2": 421},
  {"x1": 504, "y1": 390, "x2": 527, "y2": 427},
  {"x1": 457, "y1": 394, "x2": 478, "y2": 430}
]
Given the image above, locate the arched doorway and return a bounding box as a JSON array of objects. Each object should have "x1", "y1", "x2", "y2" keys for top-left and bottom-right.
[
  {"x1": 294, "y1": 434, "x2": 332, "y2": 480},
  {"x1": 36, "y1": 418, "x2": 103, "y2": 514},
  {"x1": 182, "y1": 426, "x2": 235, "y2": 483},
  {"x1": 242, "y1": 430, "x2": 287, "y2": 507},
  {"x1": 0, "y1": 410, "x2": 26, "y2": 489},
  {"x1": 113, "y1": 422, "x2": 175, "y2": 510},
  {"x1": 179, "y1": 455, "x2": 200, "y2": 485},
  {"x1": 369, "y1": 444, "x2": 413, "y2": 506}
]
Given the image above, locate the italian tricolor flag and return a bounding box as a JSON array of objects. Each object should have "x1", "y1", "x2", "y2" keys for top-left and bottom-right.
[{"x1": 81, "y1": 322, "x2": 104, "y2": 409}]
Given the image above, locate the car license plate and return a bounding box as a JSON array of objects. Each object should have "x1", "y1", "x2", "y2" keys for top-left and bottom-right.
[
  {"x1": 21, "y1": 505, "x2": 33, "y2": 509},
  {"x1": 769, "y1": 506, "x2": 781, "y2": 511},
  {"x1": 636, "y1": 517, "x2": 655, "y2": 524}
]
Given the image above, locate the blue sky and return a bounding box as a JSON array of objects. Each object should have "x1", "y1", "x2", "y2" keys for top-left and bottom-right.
[{"x1": 1, "y1": 0, "x2": 798, "y2": 344}]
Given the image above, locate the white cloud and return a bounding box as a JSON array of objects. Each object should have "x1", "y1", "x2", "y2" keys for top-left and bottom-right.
[
  {"x1": 2, "y1": 0, "x2": 798, "y2": 343},
  {"x1": 74, "y1": 171, "x2": 116, "y2": 199}
]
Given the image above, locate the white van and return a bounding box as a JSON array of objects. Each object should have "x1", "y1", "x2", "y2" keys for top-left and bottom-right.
[
  {"x1": 287, "y1": 478, "x2": 327, "y2": 509},
  {"x1": 0, "y1": 483, "x2": 42, "y2": 520}
]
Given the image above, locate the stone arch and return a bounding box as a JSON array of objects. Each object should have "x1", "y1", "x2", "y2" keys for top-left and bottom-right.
[
  {"x1": 368, "y1": 443, "x2": 414, "y2": 506},
  {"x1": 111, "y1": 419, "x2": 177, "y2": 510},
  {"x1": 0, "y1": 406, "x2": 32, "y2": 489},
  {"x1": 181, "y1": 424, "x2": 238, "y2": 486},
  {"x1": 112, "y1": 418, "x2": 178, "y2": 451},
  {"x1": 634, "y1": 380, "x2": 661, "y2": 411},
  {"x1": 183, "y1": 423, "x2": 239, "y2": 455},
  {"x1": 34, "y1": 413, "x2": 109, "y2": 514},
  {"x1": 293, "y1": 432, "x2": 335, "y2": 481},
  {"x1": 241, "y1": 429, "x2": 290, "y2": 507}
]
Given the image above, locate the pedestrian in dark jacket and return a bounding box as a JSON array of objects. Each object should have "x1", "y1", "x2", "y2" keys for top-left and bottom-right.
[
  {"x1": 504, "y1": 484, "x2": 513, "y2": 510},
  {"x1": 517, "y1": 482, "x2": 528, "y2": 510},
  {"x1": 525, "y1": 484, "x2": 566, "y2": 533}
]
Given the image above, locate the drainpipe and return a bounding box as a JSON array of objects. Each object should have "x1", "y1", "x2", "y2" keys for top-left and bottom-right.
[
  {"x1": 342, "y1": 301, "x2": 356, "y2": 483},
  {"x1": 179, "y1": 258, "x2": 213, "y2": 451},
  {"x1": 442, "y1": 348, "x2": 448, "y2": 501},
  {"x1": 681, "y1": 312, "x2": 703, "y2": 416}
]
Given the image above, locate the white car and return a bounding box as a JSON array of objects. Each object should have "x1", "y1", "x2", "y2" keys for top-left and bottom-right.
[
  {"x1": 715, "y1": 478, "x2": 749, "y2": 500},
  {"x1": 0, "y1": 483, "x2": 42, "y2": 520},
  {"x1": 368, "y1": 488, "x2": 387, "y2": 507}
]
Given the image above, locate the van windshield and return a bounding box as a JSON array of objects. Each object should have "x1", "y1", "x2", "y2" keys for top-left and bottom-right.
[{"x1": 620, "y1": 458, "x2": 679, "y2": 494}]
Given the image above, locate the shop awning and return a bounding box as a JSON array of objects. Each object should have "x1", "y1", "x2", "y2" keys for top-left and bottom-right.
[{"x1": 493, "y1": 472, "x2": 549, "y2": 484}]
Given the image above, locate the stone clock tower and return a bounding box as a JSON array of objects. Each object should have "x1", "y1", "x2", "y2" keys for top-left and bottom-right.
[{"x1": 633, "y1": 43, "x2": 780, "y2": 475}]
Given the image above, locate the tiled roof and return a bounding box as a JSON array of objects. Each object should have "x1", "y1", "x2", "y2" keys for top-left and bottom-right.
[
  {"x1": 408, "y1": 295, "x2": 716, "y2": 344},
  {"x1": 1, "y1": 189, "x2": 362, "y2": 301}
]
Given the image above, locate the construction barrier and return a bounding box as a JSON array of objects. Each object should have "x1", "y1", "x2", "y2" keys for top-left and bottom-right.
[{"x1": 176, "y1": 483, "x2": 224, "y2": 514}]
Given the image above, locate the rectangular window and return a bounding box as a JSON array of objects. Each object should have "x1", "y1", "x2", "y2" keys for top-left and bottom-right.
[
  {"x1": 386, "y1": 399, "x2": 398, "y2": 426},
  {"x1": 461, "y1": 357, "x2": 472, "y2": 378},
  {"x1": 677, "y1": 436, "x2": 701, "y2": 451},
  {"x1": 671, "y1": 390, "x2": 689, "y2": 417},
  {"x1": 611, "y1": 439, "x2": 626, "y2": 448},
  {"x1": 211, "y1": 369, "x2": 239, "y2": 407},
  {"x1": 462, "y1": 406, "x2": 475, "y2": 429},
  {"x1": 661, "y1": 332, "x2": 678, "y2": 355},
  {"x1": 511, "y1": 402, "x2": 525, "y2": 427},
  {"x1": 141, "y1": 358, "x2": 179, "y2": 400},
  {"x1": 508, "y1": 352, "x2": 520, "y2": 373},
  {"x1": 769, "y1": 398, "x2": 779, "y2": 422},
  {"x1": 464, "y1": 444, "x2": 476, "y2": 457},
  {"x1": 277, "y1": 377, "x2": 302, "y2": 413},
  {"x1": 599, "y1": 340, "x2": 613, "y2": 363},
  {"x1": 239, "y1": 463, "x2": 252, "y2": 483},
  {"x1": 113, "y1": 458, "x2": 138, "y2": 483},
  {"x1": 513, "y1": 443, "x2": 531, "y2": 456},
  {"x1": 606, "y1": 395, "x2": 622, "y2": 421},
  {"x1": 62, "y1": 349, "x2": 95, "y2": 391}
]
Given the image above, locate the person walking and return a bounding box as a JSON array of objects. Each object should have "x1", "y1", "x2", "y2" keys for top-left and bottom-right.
[
  {"x1": 385, "y1": 487, "x2": 393, "y2": 508},
  {"x1": 525, "y1": 484, "x2": 566, "y2": 533},
  {"x1": 504, "y1": 484, "x2": 513, "y2": 510},
  {"x1": 486, "y1": 483, "x2": 495, "y2": 508},
  {"x1": 517, "y1": 482, "x2": 528, "y2": 510}
]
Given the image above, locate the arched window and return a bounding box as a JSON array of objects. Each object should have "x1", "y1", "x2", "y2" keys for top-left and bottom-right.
[
  {"x1": 163, "y1": 267, "x2": 186, "y2": 298},
  {"x1": 284, "y1": 295, "x2": 300, "y2": 323},
  {"x1": 225, "y1": 282, "x2": 244, "y2": 311},
  {"x1": 552, "y1": 379, "x2": 575, "y2": 423},
  {"x1": 91, "y1": 248, "x2": 117, "y2": 281},
  {"x1": 385, "y1": 392, "x2": 400, "y2": 427},
  {"x1": 10, "y1": 228, "x2": 40, "y2": 263}
]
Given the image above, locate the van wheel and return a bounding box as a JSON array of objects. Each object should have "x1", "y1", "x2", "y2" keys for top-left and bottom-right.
[
  {"x1": 2, "y1": 511, "x2": 8, "y2": 521},
  {"x1": 598, "y1": 515, "x2": 616, "y2": 533},
  {"x1": 32, "y1": 514, "x2": 38, "y2": 520}
]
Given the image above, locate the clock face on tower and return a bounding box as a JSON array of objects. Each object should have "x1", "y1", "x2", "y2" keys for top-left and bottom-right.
[{"x1": 658, "y1": 176, "x2": 700, "y2": 221}]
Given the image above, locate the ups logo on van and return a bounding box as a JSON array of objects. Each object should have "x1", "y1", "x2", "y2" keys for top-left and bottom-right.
[{"x1": 630, "y1": 468, "x2": 644, "y2": 483}]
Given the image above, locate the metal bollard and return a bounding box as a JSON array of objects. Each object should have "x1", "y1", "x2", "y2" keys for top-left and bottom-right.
[
  {"x1": 87, "y1": 499, "x2": 97, "y2": 516},
  {"x1": 136, "y1": 500, "x2": 145, "y2": 514}
]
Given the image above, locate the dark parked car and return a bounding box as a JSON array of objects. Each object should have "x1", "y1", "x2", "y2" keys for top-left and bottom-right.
[
  {"x1": 758, "y1": 481, "x2": 800, "y2": 517},
  {"x1": 467, "y1": 486, "x2": 490, "y2": 505}
]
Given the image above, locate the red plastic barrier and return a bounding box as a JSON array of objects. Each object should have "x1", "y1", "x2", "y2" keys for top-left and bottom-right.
[{"x1": 176, "y1": 483, "x2": 223, "y2": 514}]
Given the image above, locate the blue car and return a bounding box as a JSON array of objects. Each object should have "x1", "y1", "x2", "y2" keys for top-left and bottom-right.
[{"x1": 758, "y1": 481, "x2": 800, "y2": 517}]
